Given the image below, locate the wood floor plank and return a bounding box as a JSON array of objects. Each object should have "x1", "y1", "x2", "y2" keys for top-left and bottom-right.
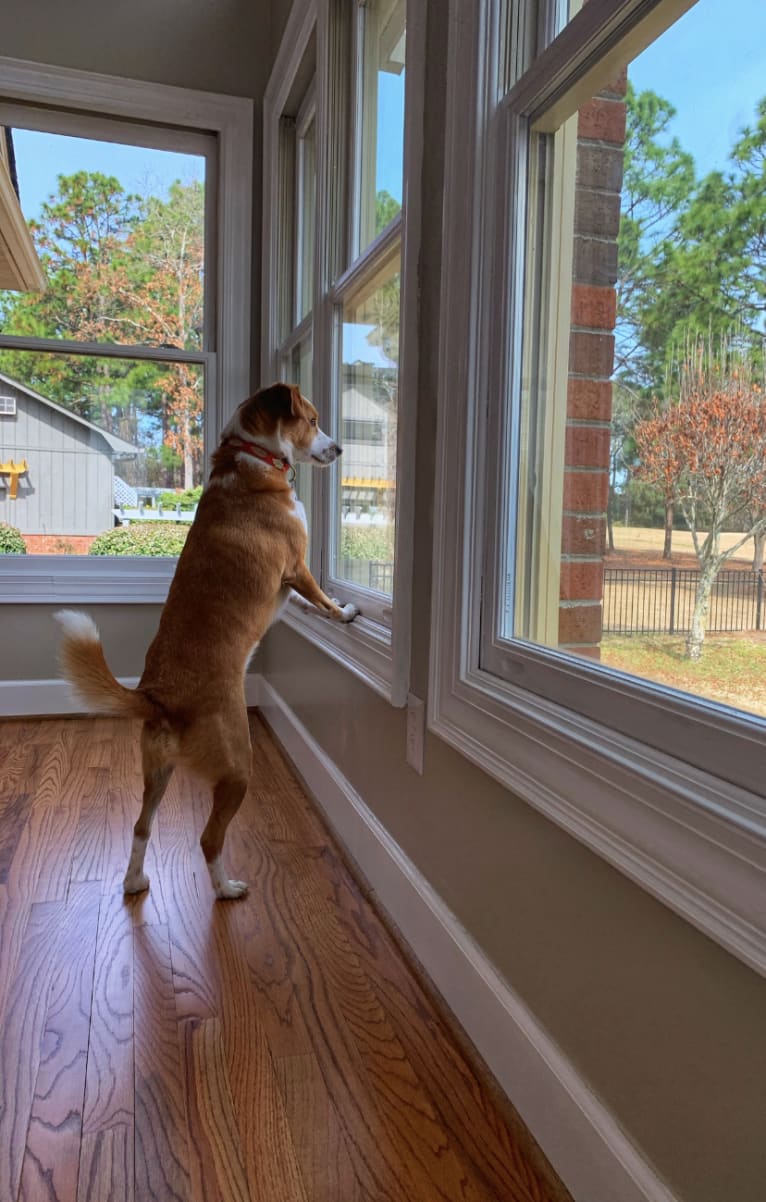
[
  {"x1": 77, "y1": 1125, "x2": 133, "y2": 1202},
  {"x1": 69, "y1": 766, "x2": 109, "y2": 886},
  {"x1": 81, "y1": 889, "x2": 135, "y2": 1138},
  {"x1": 161, "y1": 829, "x2": 220, "y2": 1022},
  {"x1": 133, "y1": 921, "x2": 191, "y2": 1202},
  {"x1": 208, "y1": 900, "x2": 310, "y2": 1202},
  {"x1": 0, "y1": 896, "x2": 63, "y2": 1202},
  {"x1": 19, "y1": 881, "x2": 101, "y2": 1202},
  {"x1": 275, "y1": 1052, "x2": 369, "y2": 1202},
  {"x1": 180, "y1": 1017, "x2": 251, "y2": 1202}
]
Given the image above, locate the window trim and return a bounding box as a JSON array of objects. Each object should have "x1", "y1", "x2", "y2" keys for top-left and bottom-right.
[
  {"x1": 0, "y1": 55, "x2": 252, "y2": 604},
  {"x1": 262, "y1": 0, "x2": 422, "y2": 706},
  {"x1": 430, "y1": 0, "x2": 766, "y2": 978}
]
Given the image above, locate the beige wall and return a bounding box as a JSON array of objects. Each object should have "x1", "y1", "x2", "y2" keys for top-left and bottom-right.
[
  {"x1": 0, "y1": 605, "x2": 161, "y2": 682},
  {"x1": 1, "y1": 0, "x2": 291, "y2": 98}
]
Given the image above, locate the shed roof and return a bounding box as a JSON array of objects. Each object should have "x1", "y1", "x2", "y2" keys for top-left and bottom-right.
[{"x1": 0, "y1": 369, "x2": 139, "y2": 458}]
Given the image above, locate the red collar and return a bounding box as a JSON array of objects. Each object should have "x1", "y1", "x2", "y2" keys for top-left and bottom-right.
[{"x1": 226, "y1": 438, "x2": 293, "y2": 476}]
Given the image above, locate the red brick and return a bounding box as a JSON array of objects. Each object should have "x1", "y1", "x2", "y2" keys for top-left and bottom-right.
[
  {"x1": 559, "y1": 560, "x2": 604, "y2": 603},
  {"x1": 569, "y1": 330, "x2": 615, "y2": 378},
  {"x1": 571, "y1": 284, "x2": 617, "y2": 332},
  {"x1": 567, "y1": 377, "x2": 613, "y2": 422},
  {"x1": 574, "y1": 189, "x2": 622, "y2": 239},
  {"x1": 576, "y1": 144, "x2": 625, "y2": 193},
  {"x1": 560, "y1": 514, "x2": 607, "y2": 556},
  {"x1": 578, "y1": 98, "x2": 627, "y2": 145},
  {"x1": 562, "y1": 470, "x2": 609, "y2": 513},
  {"x1": 22, "y1": 534, "x2": 96, "y2": 554},
  {"x1": 565, "y1": 425, "x2": 611, "y2": 470},
  {"x1": 558, "y1": 604, "x2": 602, "y2": 645},
  {"x1": 572, "y1": 236, "x2": 619, "y2": 287}
]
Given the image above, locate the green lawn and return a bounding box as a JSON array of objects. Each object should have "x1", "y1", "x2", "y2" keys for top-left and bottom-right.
[{"x1": 600, "y1": 635, "x2": 766, "y2": 719}]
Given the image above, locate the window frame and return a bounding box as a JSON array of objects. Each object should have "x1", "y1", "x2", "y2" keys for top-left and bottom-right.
[
  {"x1": 430, "y1": 0, "x2": 766, "y2": 978},
  {"x1": 262, "y1": 0, "x2": 422, "y2": 706},
  {"x1": 0, "y1": 55, "x2": 252, "y2": 604}
]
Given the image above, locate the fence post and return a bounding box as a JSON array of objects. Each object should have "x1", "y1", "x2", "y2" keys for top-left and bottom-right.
[
  {"x1": 757, "y1": 570, "x2": 763, "y2": 633},
  {"x1": 669, "y1": 567, "x2": 677, "y2": 635}
]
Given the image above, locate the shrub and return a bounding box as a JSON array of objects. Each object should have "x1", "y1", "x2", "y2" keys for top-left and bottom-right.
[
  {"x1": 340, "y1": 525, "x2": 394, "y2": 561},
  {"x1": 0, "y1": 523, "x2": 26, "y2": 554},
  {"x1": 158, "y1": 486, "x2": 203, "y2": 511},
  {"x1": 89, "y1": 523, "x2": 190, "y2": 557}
]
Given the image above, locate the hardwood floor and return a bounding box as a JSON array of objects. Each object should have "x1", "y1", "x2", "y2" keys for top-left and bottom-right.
[{"x1": 0, "y1": 713, "x2": 571, "y2": 1202}]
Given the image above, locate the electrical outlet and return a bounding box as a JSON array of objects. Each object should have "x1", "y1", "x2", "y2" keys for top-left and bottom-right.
[{"x1": 406, "y1": 693, "x2": 425, "y2": 775}]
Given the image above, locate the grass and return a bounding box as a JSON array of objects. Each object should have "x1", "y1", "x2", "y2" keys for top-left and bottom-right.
[{"x1": 601, "y1": 634, "x2": 766, "y2": 718}]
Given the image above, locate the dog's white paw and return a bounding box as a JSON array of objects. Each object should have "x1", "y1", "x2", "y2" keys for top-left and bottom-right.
[
  {"x1": 332, "y1": 600, "x2": 359, "y2": 623},
  {"x1": 123, "y1": 871, "x2": 150, "y2": 895},
  {"x1": 215, "y1": 878, "x2": 249, "y2": 900},
  {"x1": 207, "y1": 856, "x2": 248, "y2": 900}
]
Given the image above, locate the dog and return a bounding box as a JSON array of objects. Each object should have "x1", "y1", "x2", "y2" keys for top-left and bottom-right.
[{"x1": 55, "y1": 382, "x2": 358, "y2": 899}]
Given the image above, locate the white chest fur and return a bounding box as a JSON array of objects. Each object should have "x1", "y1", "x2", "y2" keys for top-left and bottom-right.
[{"x1": 291, "y1": 493, "x2": 308, "y2": 532}]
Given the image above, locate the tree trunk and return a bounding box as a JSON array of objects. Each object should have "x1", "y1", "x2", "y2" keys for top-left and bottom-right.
[
  {"x1": 607, "y1": 490, "x2": 615, "y2": 554},
  {"x1": 663, "y1": 501, "x2": 674, "y2": 560},
  {"x1": 753, "y1": 530, "x2": 766, "y2": 573},
  {"x1": 686, "y1": 559, "x2": 718, "y2": 660}
]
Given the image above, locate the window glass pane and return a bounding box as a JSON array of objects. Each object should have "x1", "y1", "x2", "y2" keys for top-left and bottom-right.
[
  {"x1": 357, "y1": 0, "x2": 406, "y2": 254},
  {"x1": 289, "y1": 337, "x2": 314, "y2": 543},
  {"x1": 334, "y1": 252, "x2": 399, "y2": 596},
  {"x1": 503, "y1": 0, "x2": 766, "y2": 720},
  {"x1": 297, "y1": 117, "x2": 316, "y2": 323},
  {"x1": 0, "y1": 129, "x2": 207, "y2": 350},
  {"x1": 0, "y1": 348, "x2": 203, "y2": 556}
]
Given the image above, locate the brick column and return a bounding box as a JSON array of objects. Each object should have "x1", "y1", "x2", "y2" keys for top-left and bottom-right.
[{"x1": 559, "y1": 72, "x2": 627, "y2": 658}]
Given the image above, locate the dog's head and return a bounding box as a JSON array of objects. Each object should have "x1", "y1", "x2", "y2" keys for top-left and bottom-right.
[{"x1": 222, "y1": 383, "x2": 341, "y2": 466}]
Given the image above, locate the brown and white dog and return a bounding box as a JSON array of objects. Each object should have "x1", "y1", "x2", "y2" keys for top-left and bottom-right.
[{"x1": 55, "y1": 383, "x2": 357, "y2": 900}]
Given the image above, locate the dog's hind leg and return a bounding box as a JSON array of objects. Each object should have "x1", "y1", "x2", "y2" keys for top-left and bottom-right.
[
  {"x1": 193, "y1": 709, "x2": 252, "y2": 900},
  {"x1": 123, "y1": 722, "x2": 174, "y2": 895}
]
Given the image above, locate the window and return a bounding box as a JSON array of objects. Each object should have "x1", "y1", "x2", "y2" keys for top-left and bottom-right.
[
  {"x1": 263, "y1": 0, "x2": 418, "y2": 703},
  {"x1": 432, "y1": 0, "x2": 766, "y2": 978},
  {"x1": 0, "y1": 396, "x2": 16, "y2": 415},
  {"x1": 0, "y1": 60, "x2": 251, "y2": 597}
]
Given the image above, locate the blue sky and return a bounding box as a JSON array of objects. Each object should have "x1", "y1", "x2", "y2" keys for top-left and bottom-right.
[
  {"x1": 629, "y1": 0, "x2": 766, "y2": 178},
  {"x1": 11, "y1": 131, "x2": 205, "y2": 222}
]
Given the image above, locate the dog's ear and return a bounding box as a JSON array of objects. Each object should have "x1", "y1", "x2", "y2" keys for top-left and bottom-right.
[{"x1": 258, "y1": 382, "x2": 299, "y2": 421}]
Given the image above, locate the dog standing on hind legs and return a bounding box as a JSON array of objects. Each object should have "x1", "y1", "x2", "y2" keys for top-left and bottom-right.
[{"x1": 55, "y1": 383, "x2": 358, "y2": 900}]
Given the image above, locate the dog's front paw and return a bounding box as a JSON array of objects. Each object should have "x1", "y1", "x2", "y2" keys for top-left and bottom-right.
[{"x1": 332, "y1": 600, "x2": 360, "y2": 623}]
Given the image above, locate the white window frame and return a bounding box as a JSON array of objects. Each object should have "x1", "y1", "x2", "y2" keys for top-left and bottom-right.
[
  {"x1": 430, "y1": 0, "x2": 766, "y2": 978},
  {"x1": 0, "y1": 56, "x2": 252, "y2": 604},
  {"x1": 262, "y1": 0, "x2": 423, "y2": 706}
]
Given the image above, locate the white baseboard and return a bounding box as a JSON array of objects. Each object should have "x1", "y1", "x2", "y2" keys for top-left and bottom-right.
[
  {"x1": 0, "y1": 676, "x2": 141, "y2": 717},
  {"x1": 254, "y1": 673, "x2": 678, "y2": 1202}
]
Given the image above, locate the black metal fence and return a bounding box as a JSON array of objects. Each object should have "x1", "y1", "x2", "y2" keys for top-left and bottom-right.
[
  {"x1": 603, "y1": 567, "x2": 765, "y2": 635},
  {"x1": 338, "y1": 558, "x2": 394, "y2": 594}
]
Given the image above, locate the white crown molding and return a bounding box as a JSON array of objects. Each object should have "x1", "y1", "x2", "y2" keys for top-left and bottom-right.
[{"x1": 254, "y1": 672, "x2": 679, "y2": 1202}]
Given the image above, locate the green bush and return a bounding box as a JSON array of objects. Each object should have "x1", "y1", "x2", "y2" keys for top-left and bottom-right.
[
  {"x1": 0, "y1": 523, "x2": 26, "y2": 554},
  {"x1": 340, "y1": 525, "x2": 394, "y2": 561},
  {"x1": 89, "y1": 523, "x2": 190, "y2": 557},
  {"x1": 158, "y1": 486, "x2": 203, "y2": 511}
]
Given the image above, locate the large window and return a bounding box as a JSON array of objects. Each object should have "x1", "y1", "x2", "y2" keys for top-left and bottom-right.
[
  {"x1": 263, "y1": 0, "x2": 416, "y2": 703},
  {"x1": 432, "y1": 0, "x2": 766, "y2": 978},
  {"x1": 0, "y1": 63, "x2": 251, "y2": 595}
]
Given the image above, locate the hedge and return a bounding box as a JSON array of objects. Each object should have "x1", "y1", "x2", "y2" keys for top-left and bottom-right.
[
  {"x1": 89, "y1": 523, "x2": 190, "y2": 557},
  {"x1": 157, "y1": 486, "x2": 203, "y2": 511},
  {"x1": 340, "y1": 525, "x2": 394, "y2": 561},
  {"x1": 0, "y1": 523, "x2": 26, "y2": 554}
]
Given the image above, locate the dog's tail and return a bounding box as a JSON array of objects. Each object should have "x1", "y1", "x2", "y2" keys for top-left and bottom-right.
[{"x1": 54, "y1": 609, "x2": 157, "y2": 719}]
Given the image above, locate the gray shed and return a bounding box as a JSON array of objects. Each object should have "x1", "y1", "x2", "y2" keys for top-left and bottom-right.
[{"x1": 0, "y1": 371, "x2": 138, "y2": 536}]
